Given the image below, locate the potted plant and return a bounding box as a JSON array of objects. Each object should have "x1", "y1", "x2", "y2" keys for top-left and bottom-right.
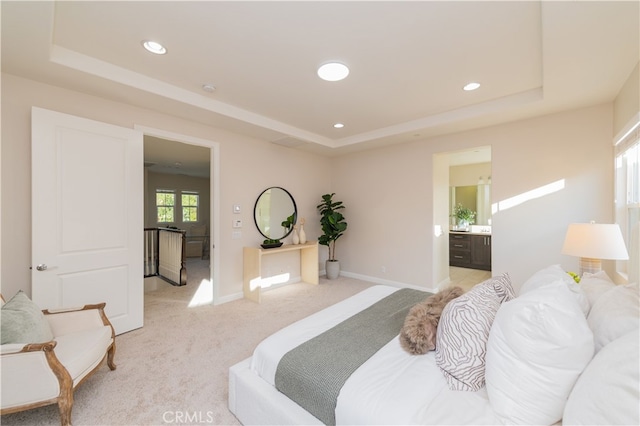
[
  {"x1": 452, "y1": 203, "x2": 476, "y2": 231},
  {"x1": 317, "y1": 193, "x2": 348, "y2": 279}
]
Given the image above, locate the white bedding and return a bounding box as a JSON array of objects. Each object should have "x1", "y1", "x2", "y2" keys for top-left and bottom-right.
[{"x1": 249, "y1": 285, "x2": 500, "y2": 425}]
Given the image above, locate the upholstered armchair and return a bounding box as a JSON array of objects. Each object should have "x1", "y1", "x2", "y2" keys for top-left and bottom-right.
[{"x1": 1, "y1": 292, "x2": 116, "y2": 426}]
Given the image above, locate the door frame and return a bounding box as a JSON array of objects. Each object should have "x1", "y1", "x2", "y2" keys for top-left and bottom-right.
[{"x1": 136, "y1": 125, "x2": 221, "y2": 304}]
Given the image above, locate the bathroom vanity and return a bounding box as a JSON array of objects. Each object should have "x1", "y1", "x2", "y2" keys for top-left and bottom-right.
[{"x1": 449, "y1": 231, "x2": 492, "y2": 271}]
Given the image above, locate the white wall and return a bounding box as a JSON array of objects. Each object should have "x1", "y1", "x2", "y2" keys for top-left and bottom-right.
[
  {"x1": 0, "y1": 72, "x2": 622, "y2": 300},
  {"x1": 333, "y1": 104, "x2": 616, "y2": 290},
  {"x1": 614, "y1": 63, "x2": 639, "y2": 135},
  {"x1": 0, "y1": 74, "x2": 331, "y2": 301},
  {"x1": 450, "y1": 162, "x2": 492, "y2": 187}
]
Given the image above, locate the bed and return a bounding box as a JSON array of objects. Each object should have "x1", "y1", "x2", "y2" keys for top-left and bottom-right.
[{"x1": 229, "y1": 266, "x2": 640, "y2": 425}]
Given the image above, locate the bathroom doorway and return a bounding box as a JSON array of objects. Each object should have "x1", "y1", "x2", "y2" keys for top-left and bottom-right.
[{"x1": 433, "y1": 146, "x2": 492, "y2": 289}]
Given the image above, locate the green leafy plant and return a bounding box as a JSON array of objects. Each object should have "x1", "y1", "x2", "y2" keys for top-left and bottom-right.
[
  {"x1": 281, "y1": 213, "x2": 296, "y2": 234},
  {"x1": 317, "y1": 193, "x2": 348, "y2": 261},
  {"x1": 263, "y1": 239, "x2": 281, "y2": 245},
  {"x1": 451, "y1": 203, "x2": 476, "y2": 224}
]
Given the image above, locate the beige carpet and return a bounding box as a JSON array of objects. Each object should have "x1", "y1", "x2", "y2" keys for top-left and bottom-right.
[
  {"x1": 1, "y1": 266, "x2": 374, "y2": 425},
  {"x1": 1, "y1": 262, "x2": 488, "y2": 426}
]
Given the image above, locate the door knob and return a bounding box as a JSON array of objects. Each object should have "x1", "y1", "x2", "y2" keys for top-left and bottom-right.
[{"x1": 35, "y1": 263, "x2": 48, "y2": 271}]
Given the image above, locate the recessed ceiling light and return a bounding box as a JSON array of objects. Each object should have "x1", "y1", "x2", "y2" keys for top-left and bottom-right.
[
  {"x1": 333, "y1": 123, "x2": 345, "y2": 129},
  {"x1": 202, "y1": 84, "x2": 216, "y2": 93},
  {"x1": 463, "y1": 82, "x2": 480, "y2": 91},
  {"x1": 318, "y1": 62, "x2": 349, "y2": 82},
  {"x1": 142, "y1": 40, "x2": 167, "y2": 55}
]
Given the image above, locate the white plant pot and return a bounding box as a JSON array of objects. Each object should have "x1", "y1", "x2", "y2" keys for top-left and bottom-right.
[{"x1": 326, "y1": 260, "x2": 340, "y2": 280}]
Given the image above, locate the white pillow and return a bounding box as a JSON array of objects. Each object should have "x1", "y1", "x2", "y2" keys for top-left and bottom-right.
[
  {"x1": 485, "y1": 281, "x2": 594, "y2": 425},
  {"x1": 563, "y1": 331, "x2": 639, "y2": 425},
  {"x1": 587, "y1": 282, "x2": 639, "y2": 353},
  {"x1": 579, "y1": 270, "x2": 615, "y2": 311},
  {"x1": 519, "y1": 264, "x2": 589, "y2": 316},
  {"x1": 435, "y1": 274, "x2": 514, "y2": 391}
]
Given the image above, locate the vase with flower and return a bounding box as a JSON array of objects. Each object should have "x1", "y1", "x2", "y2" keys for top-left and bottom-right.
[{"x1": 451, "y1": 203, "x2": 476, "y2": 231}]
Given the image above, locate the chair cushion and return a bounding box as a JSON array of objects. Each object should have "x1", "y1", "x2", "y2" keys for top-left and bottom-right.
[
  {"x1": 54, "y1": 325, "x2": 112, "y2": 382},
  {"x1": 1, "y1": 291, "x2": 53, "y2": 344}
]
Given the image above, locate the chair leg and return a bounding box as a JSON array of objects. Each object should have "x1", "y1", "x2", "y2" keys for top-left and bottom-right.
[
  {"x1": 107, "y1": 343, "x2": 117, "y2": 370},
  {"x1": 57, "y1": 386, "x2": 73, "y2": 426}
]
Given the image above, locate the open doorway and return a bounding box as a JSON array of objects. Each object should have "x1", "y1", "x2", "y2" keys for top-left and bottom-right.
[
  {"x1": 433, "y1": 146, "x2": 492, "y2": 291},
  {"x1": 141, "y1": 130, "x2": 219, "y2": 306}
]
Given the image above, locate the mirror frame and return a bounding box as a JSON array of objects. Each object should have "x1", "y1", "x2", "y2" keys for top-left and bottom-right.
[{"x1": 253, "y1": 186, "x2": 297, "y2": 240}]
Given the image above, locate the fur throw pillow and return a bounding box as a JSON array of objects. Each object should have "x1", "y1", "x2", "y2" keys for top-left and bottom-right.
[{"x1": 399, "y1": 286, "x2": 464, "y2": 355}]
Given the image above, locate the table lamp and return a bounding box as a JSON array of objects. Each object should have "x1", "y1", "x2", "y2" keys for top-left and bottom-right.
[{"x1": 561, "y1": 222, "x2": 629, "y2": 275}]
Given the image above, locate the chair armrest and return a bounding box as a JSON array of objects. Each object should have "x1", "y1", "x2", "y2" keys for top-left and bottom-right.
[
  {"x1": 44, "y1": 303, "x2": 115, "y2": 339},
  {"x1": 0, "y1": 341, "x2": 71, "y2": 410},
  {"x1": 1, "y1": 341, "x2": 59, "y2": 355},
  {"x1": 1, "y1": 343, "x2": 31, "y2": 355}
]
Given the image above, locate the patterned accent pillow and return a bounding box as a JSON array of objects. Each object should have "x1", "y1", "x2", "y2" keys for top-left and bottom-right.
[{"x1": 435, "y1": 273, "x2": 514, "y2": 391}]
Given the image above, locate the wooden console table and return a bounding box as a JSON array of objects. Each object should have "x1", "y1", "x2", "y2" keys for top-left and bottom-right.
[{"x1": 243, "y1": 241, "x2": 319, "y2": 303}]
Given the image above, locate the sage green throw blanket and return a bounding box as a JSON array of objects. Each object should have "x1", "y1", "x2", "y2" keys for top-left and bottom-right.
[{"x1": 274, "y1": 288, "x2": 429, "y2": 425}]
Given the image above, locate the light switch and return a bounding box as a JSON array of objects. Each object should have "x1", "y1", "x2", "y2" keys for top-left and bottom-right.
[
  {"x1": 232, "y1": 231, "x2": 242, "y2": 239},
  {"x1": 233, "y1": 204, "x2": 241, "y2": 214},
  {"x1": 233, "y1": 219, "x2": 242, "y2": 228}
]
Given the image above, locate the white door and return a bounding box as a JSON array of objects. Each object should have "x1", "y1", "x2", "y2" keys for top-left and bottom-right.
[{"x1": 31, "y1": 107, "x2": 143, "y2": 334}]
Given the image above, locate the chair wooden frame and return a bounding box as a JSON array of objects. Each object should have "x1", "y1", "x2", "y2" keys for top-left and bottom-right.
[{"x1": 1, "y1": 302, "x2": 116, "y2": 426}]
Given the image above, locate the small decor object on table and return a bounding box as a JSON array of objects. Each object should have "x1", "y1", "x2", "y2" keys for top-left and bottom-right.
[
  {"x1": 261, "y1": 239, "x2": 283, "y2": 249},
  {"x1": 299, "y1": 217, "x2": 307, "y2": 244},
  {"x1": 292, "y1": 227, "x2": 300, "y2": 245}
]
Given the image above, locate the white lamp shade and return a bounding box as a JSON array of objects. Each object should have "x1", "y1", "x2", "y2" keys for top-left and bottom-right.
[{"x1": 562, "y1": 223, "x2": 629, "y2": 260}]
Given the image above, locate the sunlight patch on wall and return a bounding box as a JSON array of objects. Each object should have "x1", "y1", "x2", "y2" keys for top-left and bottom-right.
[
  {"x1": 493, "y1": 179, "x2": 565, "y2": 214},
  {"x1": 188, "y1": 278, "x2": 213, "y2": 307}
]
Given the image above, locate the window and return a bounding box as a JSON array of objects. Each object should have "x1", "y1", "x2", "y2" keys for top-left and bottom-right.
[
  {"x1": 182, "y1": 192, "x2": 199, "y2": 222},
  {"x1": 614, "y1": 117, "x2": 640, "y2": 284},
  {"x1": 156, "y1": 190, "x2": 175, "y2": 223}
]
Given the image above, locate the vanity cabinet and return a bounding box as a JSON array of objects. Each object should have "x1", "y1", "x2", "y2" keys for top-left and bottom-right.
[
  {"x1": 449, "y1": 233, "x2": 471, "y2": 267},
  {"x1": 470, "y1": 234, "x2": 491, "y2": 270},
  {"x1": 449, "y1": 233, "x2": 491, "y2": 271}
]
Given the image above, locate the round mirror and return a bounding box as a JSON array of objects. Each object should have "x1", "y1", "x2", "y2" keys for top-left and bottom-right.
[{"x1": 253, "y1": 187, "x2": 297, "y2": 240}]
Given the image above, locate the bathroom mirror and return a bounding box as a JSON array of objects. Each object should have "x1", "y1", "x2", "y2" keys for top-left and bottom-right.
[
  {"x1": 450, "y1": 184, "x2": 492, "y2": 226},
  {"x1": 254, "y1": 187, "x2": 297, "y2": 240}
]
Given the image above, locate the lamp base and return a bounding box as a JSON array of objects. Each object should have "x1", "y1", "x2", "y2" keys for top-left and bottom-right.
[{"x1": 580, "y1": 257, "x2": 602, "y2": 275}]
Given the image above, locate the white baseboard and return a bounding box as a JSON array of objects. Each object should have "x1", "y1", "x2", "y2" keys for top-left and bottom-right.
[
  {"x1": 339, "y1": 270, "x2": 439, "y2": 293},
  {"x1": 214, "y1": 292, "x2": 243, "y2": 305},
  {"x1": 214, "y1": 271, "x2": 442, "y2": 306}
]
